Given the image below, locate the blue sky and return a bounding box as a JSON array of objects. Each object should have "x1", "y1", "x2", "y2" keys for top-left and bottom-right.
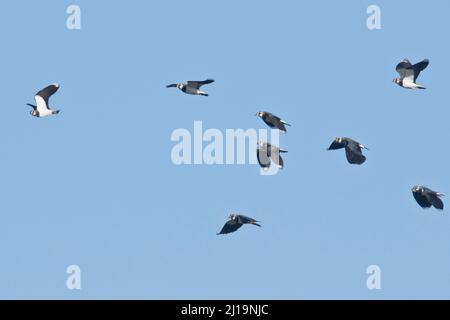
[{"x1": 1, "y1": 0, "x2": 450, "y2": 299}]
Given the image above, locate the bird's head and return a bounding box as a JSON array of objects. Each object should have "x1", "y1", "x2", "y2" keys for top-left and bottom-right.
[
  {"x1": 30, "y1": 110, "x2": 39, "y2": 117},
  {"x1": 412, "y1": 186, "x2": 422, "y2": 193},
  {"x1": 255, "y1": 111, "x2": 264, "y2": 118},
  {"x1": 392, "y1": 78, "x2": 402, "y2": 85},
  {"x1": 229, "y1": 214, "x2": 237, "y2": 221},
  {"x1": 257, "y1": 140, "x2": 265, "y2": 148},
  {"x1": 327, "y1": 137, "x2": 345, "y2": 150},
  {"x1": 166, "y1": 83, "x2": 183, "y2": 89}
]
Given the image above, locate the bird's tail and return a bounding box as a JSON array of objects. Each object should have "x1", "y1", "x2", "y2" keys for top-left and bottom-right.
[
  {"x1": 433, "y1": 197, "x2": 444, "y2": 210},
  {"x1": 252, "y1": 222, "x2": 262, "y2": 227},
  {"x1": 360, "y1": 145, "x2": 369, "y2": 150},
  {"x1": 417, "y1": 85, "x2": 426, "y2": 89}
]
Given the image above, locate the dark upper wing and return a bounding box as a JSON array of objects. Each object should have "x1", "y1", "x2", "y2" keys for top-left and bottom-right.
[
  {"x1": 431, "y1": 196, "x2": 444, "y2": 210},
  {"x1": 266, "y1": 143, "x2": 280, "y2": 155},
  {"x1": 257, "y1": 146, "x2": 271, "y2": 169},
  {"x1": 217, "y1": 220, "x2": 242, "y2": 235},
  {"x1": 422, "y1": 187, "x2": 444, "y2": 210},
  {"x1": 396, "y1": 59, "x2": 412, "y2": 70},
  {"x1": 276, "y1": 155, "x2": 284, "y2": 169},
  {"x1": 396, "y1": 59, "x2": 412, "y2": 76},
  {"x1": 36, "y1": 84, "x2": 59, "y2": 106},
  {"x1": 263, "y1": 113, "x2": 287, "y2": 132},
  {"x1": 187, "y1": 79, "x2": 215, "y2": 89},
  {"x1": 345, "y1": 140, "x2": 366, "y2": 165},
  {"x1": 237, "y1": 215, "x2": 258, "y2": 225},
  {"x1": 412, "y1": 59, "x2": 429, "y2": 82},
  {"x1": 413, "y1": 190, "x2": 432, "y2": 208},
  {"x1": 266, "y1": 144, "x2": 284, "y2": 168},
  {"x1": 269, "y1": 149, "x2": 284, "y2": 168},
  {"x1": 396, "y1": 59, "x2": 415, "y2": 81}
]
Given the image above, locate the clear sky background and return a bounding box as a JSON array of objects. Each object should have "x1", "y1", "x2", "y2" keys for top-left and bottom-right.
[{"x1": 1, "y1": 0, "x2": 449, "y2": 299}]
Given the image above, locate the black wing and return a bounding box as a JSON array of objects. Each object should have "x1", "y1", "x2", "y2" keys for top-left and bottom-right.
[
  {"x1": 217, "y1": 220, "x2": 242, "y2": 235},
  {"x1": 431, "y1": 196, "x2": 444, "y2": 210},
  {"x1": 421, "y1": 187, "x2": 444, "y2": 210},
  {"x1": 187, "y1": 79, "x2": 215, "y2": 89},
  {"x1": 412, "y1": 59, "x2": 429, "y2": 82},
  {"x1": 345, "y1": 140, "x2": 366, "y2": 165},
  {"x1": 396, "y1": 59, "x2": 413, "y2": 71},
  {"x1": 413, "y1": 190, "x2": 432, "y2": 208},
  {"x1": 36, "y1": 84, "x2": 59, "y2": 106},
  {"x1": 395, "y1": 59, "x2": 413, "y2": 77},
  {"x1": 266, "y1": 144, "x2": 285, "y2": 168},
  {"x1": 263, "y1": 113, "x2": 287, "y2": 132}
]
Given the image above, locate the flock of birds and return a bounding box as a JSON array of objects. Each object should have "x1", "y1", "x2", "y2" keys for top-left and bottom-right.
[{"x1": 26, "y1": 58, "x2": 443, "y2": 235}]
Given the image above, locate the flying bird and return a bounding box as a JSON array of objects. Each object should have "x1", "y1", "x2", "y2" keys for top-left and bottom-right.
[
  {"x1": 327, "y1": 137, "x2": 368, "y2": 165},
  {"x1": 256, "y1": 111, "x2": 291, "y2": 133},
  {"x1": 412, "y1": 186, "x2": 444, "y2": 210},
  {"x1": 217, "y1": 214, "x2": 261, "y2": 235},
  {"x1": 393, "y1": 59, "x2": 429, "y2": 89},
  {"x1": 257, "y1": 141, "x2": 288, "y2": 170},
  {"x1": 27, "y1": 83, "x2": 61, "y2": 117},
  {"x1": 166, "y1": 79, "x2": 215, "y2": 96}
]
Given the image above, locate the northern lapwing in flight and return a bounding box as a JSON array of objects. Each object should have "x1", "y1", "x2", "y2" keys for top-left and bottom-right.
[
  {"x1": 27, "y1": 83, "x2": 61, "y2": 117},
  {"x1": 327, "y1": 137, "x2": 368, "y2": 165},
  {"x1": 256, "y1": 111, "x2": 291, "y2": 133},
  {"x1": 166, "y1": 79, "x2": 215, "y2": 96},
  {"x1": 393, "y1": 59, "x2": 429, "y2": 89},
  {"x1": 217, "y1": 214, "x2": 261, "y2": 235},
  {"x1": 257, "y1": 141, "x2": 288, "y2": 170},
  {"x1": 412, "y1": 186, "x2": 444, "y2": 210}
]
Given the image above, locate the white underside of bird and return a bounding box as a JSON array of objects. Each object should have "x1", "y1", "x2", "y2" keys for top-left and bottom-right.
[
  {"x1": 402, "y1": 80, "x2": 426, "y2": 89},
  {"x1": 34, "y1": 95, "x2": 59, "y2": 117}
]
